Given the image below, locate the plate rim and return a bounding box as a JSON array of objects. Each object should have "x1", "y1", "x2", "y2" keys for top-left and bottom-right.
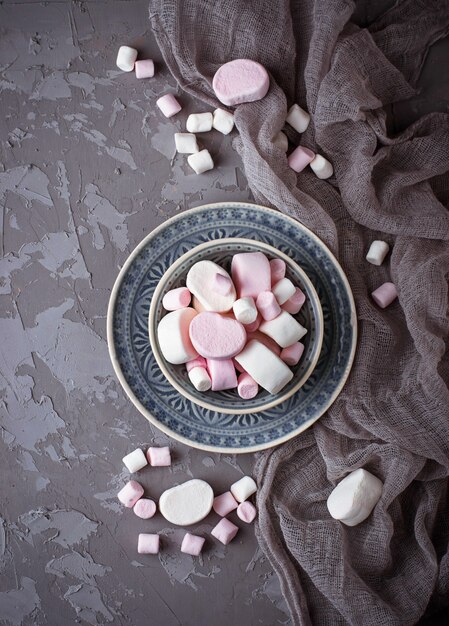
[{"x1": 107, "y1": 201, "x2": 358, "y2": 454}]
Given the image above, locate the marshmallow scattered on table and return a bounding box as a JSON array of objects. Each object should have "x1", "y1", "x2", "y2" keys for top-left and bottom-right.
[
  {"x1": 213, "y1": 491, "x2": 238, "y2": 516},
  {"x1": 116, "y1": 46, "x2": 138, "y2": 72},
  {"x1": 256, "y1": 291, "x2": 281, "y2": 321},
  {"x1": 310, "y1": 154, "x2": 333, "y2": 179},
  {"x1": 186, "y1": 112, "x2": 213, "y2": 133},
  {"x1": 371, "y1": 282, "x2": 398, "y2": 308},
  {"x1": 231, "y1": 252, "x2": 271, "y2": 299},
  {"x1": 259, "y1": 311, "x2": 307, "y2": 348},
  {"x1": 207, "y1": 358, "x2": 238, "y2": 391},
  {"x1": 211, "y1": 518, "x2": 239, "y2": 545},
  {"x1": 117, "y1": 480, "x2": 144, "y2": 508},
  {"x1": 133, "y1": 498, "x2": 157, "y2": 519},
  {"x1": 212, "y1": 59, "x2": 270, "y2": 106},
  {"x1": 237, "y1": 501, "x2": 257, "y2": 523},
  {"x1": 159, "y1": 479, "x2": 214, "y2": 525},
  {"x1": 286, "y1": 103, "x2": 310, "y2": 133},
  {"x1": 213, "y1": 108, "x2": 234, "y2": 135},
  {"x1": 280, "y1": 342, "x2": 304, "y2": 366},
  {"x1": 235, "y1": 340, "x2": 293, "y2": 394},
  {"x1": 270, "y1": 258, "x2": 286, "y2": 285},
  {"x1": 189, "y1": 312, "x2": 246, "y2": 359},
  {"x1": 237, "y1": 372, "x2": 259, "y2": 399},
  {"x1": 232, "y1": 297, "x2": 258, "y2": 325},
  {"x1": 230, "y1": 476, "x2": 257, "y2": 502},
  {"x1": 366, "y1": 241, "x2": 389, "y2": 266},
  {"x1": 174, "y1": 133, "x2": 199, "y2": 154},
  {"x1": 134, "y1": 59, "x2": 155, "y2": 79},
  {"x1": 288, "y1": 146, "x2": 315, "y2": 173},
  {"x1": 147, "y1": 446, "x2": 171, "y2": 467},
  {"x1": 138, "y1": 533, "x2": 160, "y2": 554},
  {"x1": 282, "y1": 287, "x2": 306, "y2": 315},
  {"x1": 327, "y1": 468, "x2": 383, "y2": 526},
  {"x1": 187, "y1": 149, "x2": 214, "y2": 174},
  {"x1": 181, "y1": 533, "x2": 205, "y2": 556},
  {"x1": 273, "y1": 131, "x2": 288, "y2": 152},
  {"x1": 156, "y1": 94, "x2": 182, "y2": 118},
  {"x1": 187, "y1": 260, "x2": 236, "y2": 312},
  {"x1": 162, "y1": 287, "x2": 192, "y2": 311},
  {"x1": 122, "y1": 448, "x2": 148, "y2": 473},
  {"x1": 157, "y1": 307, "x2": 198, "y2": 364},
  {"x1": 212, "y1": 272, "x2": 233, "y2": 296}
]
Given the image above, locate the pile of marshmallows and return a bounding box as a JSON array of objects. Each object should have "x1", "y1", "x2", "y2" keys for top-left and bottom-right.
[
  {"x1": 118, "y1": 446, "x2": 257, "y2": 555},
  {"x1": 157, "y1": 252, "x2": 308, "y2": 398}
]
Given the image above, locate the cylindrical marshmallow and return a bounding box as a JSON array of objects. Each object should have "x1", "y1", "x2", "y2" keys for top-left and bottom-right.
[
  {"x1": 242, "y1": 312, "x2": 261, "y2": 333},
  {"x1": 186, "y1": 356, "x2": 207, "y2": 372},
  {"x1": 288, "y1": 146, "x2": 315, "y2": 173},
  {"x1": 188, "y1": 366, "x2": 212, "y2": 392},
  {"x1": 187, "y1": 149, "x2": 214, "y2": 174},
  {"x1": 237, "y1": 501, "x2": 257, "y2": 523},
  {"x1": 270, "y1": 258, "x2": 286, "y2": 285},
  {"x1": 213, "y1": 491, "x2": 238, "y2": 517},
  {"x1": 259, "y1": 311, "x2": 307, "y2": 348},
  {"x1": 371, "y1": 282, "x2": 398, "y2": 309},
  {"x1": 212, "y1": 59, "x2": 269, "y2": 106},
  {"x1": 207, "y1": 358, "x2": 238, "y2": 391},
  {"x1": 234, "y1": 340, "x2": 293, "y2": 394},
  {"x1": 272, "y1": 278, "x2": 296, "y2": 305},
  {"x1": 187, "y1": 260, "x2": 236, "y2": 312},
  {"x1": 212, "y1": 272, "x2": 233, "y2": 296},
  {"x1": 366, "y1": 241, "x2": 389, "y2": 266},
  {"x1": 310, "y1": 154, "x2": 333, "y2": 179},
  {"x1": 233, "y1": 297, "x2": 258, "y2": 325},
  {"x1": 116, "y1": 46, "x2": 138, "y2": 72},
  {"x1": 122, "y1": 448, "x2": 148, "y2": 473},
  {"x1": 256, "y1": 291, "x2": 281, "y2": 321},
  {"x1": 212, "y1": 108, "x2": 234, "y2": 135},
  {"x1": 280, "y1": 342, "x2": 304, "y2": 366},
  {"x1": 186, "y1": 112, "x2": 213, "y2": 133},
  {"x1": 286, "y1": 103, "x2": 310, "y2": 133},
  {"x1": 233, "y1": 357, "x2": 245, "y2": 374},
  {"x1": 181, "y1": 533, "x2": 205, "y2": 556},
  {"x1": 230, "y1": 476, "x2": 257, "y2": 502},
  {"x1": 231, "y1": 252, "x2": 271, "y2": 299},
  {"x1": 117, "y1": 480, "x2": 144, "y2": 508},
  {"x1": 133, "y1": 498, "x2": 157, "y2": 519},
  {"x1": 327, "y1": 468, "x2": 383, "y2": 526},
  {"x1": 237, "y1": 372, "x2": 259, "y2": 399},
  {"x1": 211, "y1": 518, "x2": 239, "y2": 545},
  {"x1": 137, "y1": 533, "x2": 160, "y2": 554},
  {"x1": 174, "y1": 133, "x2": 199, "y2": 154},
  {"x1": 273, "y1": 131, "x2": 288, "y2": 152},
  {"x1": 162, "y1": 287, "x2": 191, "y2": 311},
  {"x1": 147, "y1": 446, "x2": 171, "y2": 467},
  {"x1": 156, "y1": 94, "x2": 182, "y2": 118},
  {"x1": 282, "y1": 287, "x2": 306, "y2": 314},
  {"x1": 134, "y1": 59, "x2": 155, "y2": 79},
  {"x1": 157, "y1": 307, "x2": 198, "y2": 364}
]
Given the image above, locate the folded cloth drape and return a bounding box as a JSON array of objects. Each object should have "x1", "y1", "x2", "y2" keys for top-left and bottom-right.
[{"x1": 149, "y1": 0, "x2": 449, "y2": 623}]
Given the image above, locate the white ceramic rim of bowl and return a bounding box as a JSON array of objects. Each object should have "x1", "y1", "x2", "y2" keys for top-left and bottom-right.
[
  {"x1": 148, "y1": 238, "x2": 324, "y2": 414},
  {"x1": 107, "y1": 201, "x2": 358, "y2": 453}
]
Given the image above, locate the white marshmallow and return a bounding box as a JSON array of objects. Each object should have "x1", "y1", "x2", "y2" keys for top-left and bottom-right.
[
  {"x1": 286, "y1": 103, "x2": 310, "y2": 133},
  {"x1": 159, "y1": 479, "x2": 214, "y2": 526},
  {"x1": 234, "y1": 340, "x2": 293, "y2": 394},
  {"x1": 232, "y1": 297, "x2": 258, "y2": 325},
  {"x1": 188, "y1": 366, "x2": 212, "y2": 392},
  {"x1": 122, "y1": 448, "x2": 148, "y2": 473},
  {"x1": 116, "y1": 46, "x2": 138, "y2": 72},
  {"x1": 230, "y1": 476, "x2": 257, "y2": 502},
  {"x1": 272, "y1": 278, "x2": 296, "y2": 305},
  {"x1": 366, "y1": 240, "x2": 389, "y2": 266},
  {"x1": 213, "y1": 108, "x2": 234, "y2": 135},
  {"x1": 327, "y1": 468, "x2": 383, "y2": 526},
  {"x1": 186, "y1": 260, "x2": 236, "y2": 312},
  {"x1": 273, "y1": 131, "x2": 288, "y2": 152},
  {"x1": 186, "y1": 112, "x2": 213, "y2": 133},
  {"x1": 157, "y1": 307, "x2": 198, "y2": 364},
  {"x1": 310, "y1": 154, "x2": 333, "y2": 179},
  {"x1": 174, "y1": 132, "x2": 199, "y2": 154},
  {"x1": 259, "y1": 311, "x2": 307, "y2": 348},
  {"x1": 187, "y1": 149, "x2": 214, "y2": 174}
]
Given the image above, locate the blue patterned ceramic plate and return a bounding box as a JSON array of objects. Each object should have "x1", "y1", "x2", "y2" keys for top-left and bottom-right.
[{"x1": 107, "y1": 202, "x2": 357, "y2": 453}]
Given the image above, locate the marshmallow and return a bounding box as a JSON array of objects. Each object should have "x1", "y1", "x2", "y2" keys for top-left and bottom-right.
[
  {"x1": 256, "y1": 291, "x2": 281, "y2": 321},
  {"x1": 156, "y1": 94, "x2": 182, "y2": 118},
  {"x1": 187, "y1": 260, "x2": 236, "y2": 312},
  {"x1": 237, "y1": 501, "x2": 257, "y2": 523},
  {"x1": 186, "y1": 356, "x2": 207, "y2": 372},
  {"x1": 174, "y1": 133, "x2": 199, "y2": 154},
  {"x1": 117, "y1": 480, "x2": 144, "y2": 508},
  {"x1": 246, "y1": 331, "x2": 281, "y2": 356},
  {"x1": 259, "y1": 311, "x2": 307, "y2": 348},
  {"x1": 147, "y1": 446, "x2": 171, "y2": 467},
  {"x1": 231, "y1": 252, "x2": 271, "y2": 299},
  {"x1": 207, "y1": 358, "x2": 238, "y2": 391},
  {"x1": 133, "y1": 498, "x2": 157, "y2": 519},
  {"x1": 270, "y1": 258, "x2": 286, "y2": 285},
  {"x1": 282, "y1": 287, "x2": 306, "y2": 314},
  {"x1": 233, "y1": 357, "x2": 246, "y2": 374},
  {"x1": 310, "y1": 154, "x2": 333, "y2": 179},
  {"x1": 211, "y1": 518, "x2": 239, "y2": 545},
  {"x1": 280, "y1": 342, "x2": 304, "y2": 366},
  {"x1": 186, "y1": 112, "x2": 213, "y2": 133},
  {"x1": 327, "y1": 468, "x2": 383, "y2": 526},
  {"x1": 371, "y1": 282, "x2": 398, "y2": 308},
  {"x1": 116, "y1": 46, "x2": 138, "y2": 72},
  {"x1": 273, "y1": 131, "x2": 288, "y2": 152},
  {"x1": 191, "y1": 296, "x2": 207, "y2": 313},
  {"x1": 212, "y1": 108, "x2": 234, "y2": 135},
  {"x1": 157, "y1": 307, "x2": 198, "y2": 365},
  {"x1": 212, "y1": 59, "x2": 270, "y2": 106},
  {"x1": 235, "y1": 340, "x2": 293, "y2": 394},
  {"x1": 242, "y1": 312, "x2": 261, "y2": 333},
  {"x1": 162, "y1": 287, "x2": 192, "y2": 311},
  {"x1": 232, "y1": 297, "x2": 258, "y2": 325},
  {"x1": 137, "y1": 533, "x2": 160, "y2": 554},
  {"x1": 366, "y1": 241, "x2": 389, "y2": 266},
  {"x1": 286, "y1": 103, "x2": 310, "y2": 133},
  {"x1": 272, "y1": 277, "x2": 296, "y2": 305},
  {"x1": 188, "y1": 366, "x2": 212, "y2": 392},
  {"x1": 187, "y1": 149, "x2": 214, "y2": 174},
  {"x1": 159, "y1": 479, "x2": 214, "y2": 526},
  {"x1": 189, "y1": 312, "x2": 246, "y2": 359},
  {"x1": 213, "y1": 491, "x2": 238, "y2": 517},
  {"x1": 134, "y1": 59, "x2": 155, "y2": 79},
  {"x1": 122, "y1": 448, "x2": 148, "y2": 473},
  {"x1": 181, "y1": 533, "x2": 205, "y2": 556},
  {"x1": 230, "y1": 476, "x2": 257, "y2": 502},
  {"x1": 212, "y1": 272, "x2": 234, "y2": 296},
  {"x1": 288, "y1": 146, "x2": 315, "y2": 173},
  {"x1": 237, "y1": 372, "x2": 259, "y2": 399}
]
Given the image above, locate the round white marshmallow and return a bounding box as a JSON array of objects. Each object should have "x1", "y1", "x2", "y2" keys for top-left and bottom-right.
[
  {"x1": 230, "y1": 476, "x2": 257, "y2": 503},
  {"x1": 186, "y1": 112, "x2": 213, "y2": 133},
  {"x1": 188, "y1": 366, "x2": 212, "y2": 392},
  {"x1": 327, "y1": 468, "x2": 383, "y2": 526},
  {"x1": 212, "y1": 108, "x2": 234, "y2": 135},
  {"x1": 259, "y1": 310, "x2": 307, "y2": 348},
  {"x1": 159, "y1": 479, "x2": 214, "y2": 526},
  {"x1": 234, "y1": 340, "x2": 293, "y2": 394},
  {"x1": 187, "y1": 149, "x2": 214, "y2": 174},
  {"x1": 310, "y1": 154, "x2": 333, "y2": 179},
  {"x1": 175, "y1": 132, "x2": 199, "y2": 154},
  {"x1": 366, "y1": 240, "x2": 389, "y2": 266},
  {"x1": 122, "y1": 448, "x2": 148, "y2": 473},
  {"x1": 286, "y1": 103, "x2": 310, "y2": 133},
  {"x1": 233, "y1": 297, "x2": 258, "y2": 325},
  {"x1": 116, "y1": 46, "x2": 138, "y2": 72},
  {"x1": 157, "y1": 307, "x2": 198, "y2": 364}
]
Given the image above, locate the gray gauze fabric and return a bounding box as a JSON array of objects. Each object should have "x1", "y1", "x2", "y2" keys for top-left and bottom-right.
[{"x1": 149, "y1": 0, "x2": 449, "y2": 623}]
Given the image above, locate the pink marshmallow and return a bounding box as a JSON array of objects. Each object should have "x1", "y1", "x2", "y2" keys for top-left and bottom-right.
[
  {"x1": 256, "y1": 291, "x2": 282, "y2": 321},
  {"x1": 246, "y1": 331, "x2": 281, "y2": 356},
  {"x1": 232, "y1": 357, "x2": 246, "y2": 374},
  {"x1": 162, "y1": 287, "x2": 191, "y2": 311},
  {"x1": 156, "y1": 94, "x2": 182, "y2": 118},
  {"x1": 282, "y1": 287, "x2": 306, "y2": 314},
  {"x1": 117, "y1": 480, "x2": 144, "y2": 508},
  {"x1": 280, "y1": 342, "x2": 304, "y2": 366},
  {"x1": 212, "y1": 272, "x2": 233, "y2": 296},
  {"x1": 207, "y1": 358, "x2": 238, "y2": 391},
  {"x1": 242, "y1": 312, "x2": 261, "y2": 333},
  {"x1": 270, "y1": 258, "x2": 286, "y2": 285},
  {"x1": 137, "y1": 533, "x2": 160, "y2": 554},
  {"x1": 189, "y1": 312, "x2": 247, "y2": 359},
  {"x1": 212, "y1": 59, "x2": 270, "y2": 106},
  {"x1": 237, "y1": 501, "x2": 257, "y2": 523},
  {"x1": 133, "y1": 498, "x2": 157, "y2": 519},
  {"x1": 371, "y1": 282, "x2": 398, "y2": 308},
  {"x1": 213, "y1": 491, "x2": 238, "y2": 516},
  {"x1": 147, "y1": 446, "x2": 171, "y2": 467},
  {"x1": 181, "y1": 533, "x2": 205, "y2": 556},
  {"x1": 186, "y1": 356, "x2": 208, "y2": 372},
  {"x1": 237, "y1": 372, "x2": 259, "y2": 399},
  {"x1": 135, "y1": 59, "x2": 155, "y2": 79},
  {"x1": 288, "y1": 146, "x2": 315, "y2": 173},
  {"x1": 231, "y1": 252, "x2": 271, "y2": 300},
  {"x1": 211, "y1": 518, "x2": 239, "y2": 545}
]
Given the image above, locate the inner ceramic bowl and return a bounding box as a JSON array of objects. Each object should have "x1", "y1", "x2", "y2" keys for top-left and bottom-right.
[{"x1": 148, "y1": 238, "x2": 323, "y2": 415}]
